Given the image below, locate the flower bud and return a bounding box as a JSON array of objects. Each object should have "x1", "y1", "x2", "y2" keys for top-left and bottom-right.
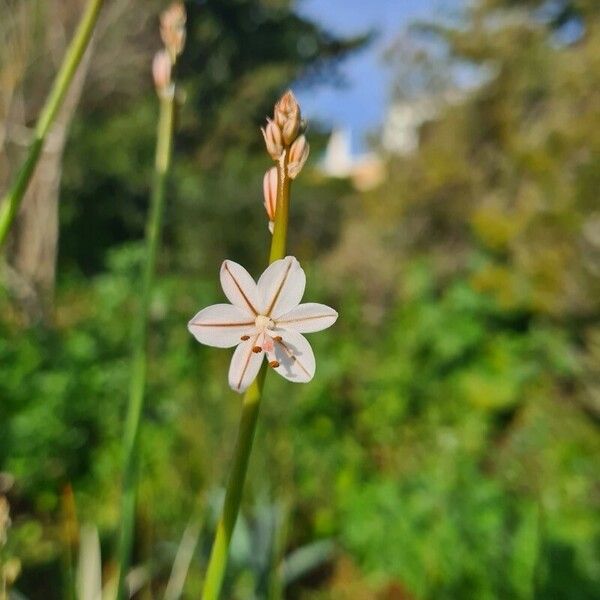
[
  {"x1": 261, "y1": 119, "x2": 284, "y2": 160},
  {"x1": 274, "y1": 90, "x2": 301, "y2": 145},
  {"x1": 160, "y1": 2, "x2": 187, "y2": 61},
  {"x1": 287, "y1": 135, "x2": 309, "y2": 179},
  {"x1": 263, "y1": 167, "x2": 278, "y2": 228},
  {"x1": 152, "y1": 50, "x2": 172, "y2": 95}
]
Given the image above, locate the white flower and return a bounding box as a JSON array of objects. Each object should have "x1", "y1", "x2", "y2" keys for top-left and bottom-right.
[{"x1": 188, "y1": 256, "x2": 338, "y2": 393}]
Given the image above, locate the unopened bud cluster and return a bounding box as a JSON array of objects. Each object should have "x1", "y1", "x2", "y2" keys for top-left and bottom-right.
[
  {"x1": 261, "y1": 91, "x2": 310, "y2": 232},
  {"x1": 153, "y1": 2, "x2": 187, "y2": 97}
]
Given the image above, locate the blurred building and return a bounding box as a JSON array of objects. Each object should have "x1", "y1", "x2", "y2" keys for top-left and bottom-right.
[
  {"x1": 320, "y1": 128, "x2": 384, "y2": 191},
  {"x1": 320, "y1": 91, "x2": 463, "y2": 190}
]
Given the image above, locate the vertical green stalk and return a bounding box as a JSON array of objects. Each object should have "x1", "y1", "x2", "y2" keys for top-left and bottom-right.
[
  {"x1": 115, "y1": 94, "x2": 175, "y2": 600},
  {"x1": 269, "y1": 155, "x2": 291, "y2": 264},
  {"x1": 201, "y1": 151, "x2": 291, "y2": 600},
  {"x1": 0, "y1": 0, "x2": 105, "y2": 248}
]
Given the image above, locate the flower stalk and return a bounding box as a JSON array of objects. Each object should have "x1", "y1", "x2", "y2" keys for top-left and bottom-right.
[
  {"x1": 192, "y1": 90, "x2": 331, "y2": 600},
  {"x1": 201, "y1": 92, "x2": 303, "y2": 600},
  {"x1": 200, "y1": 189, "x2": 291, "y2": 598},
  {"x1": 202, "y1": 93, "x2": 302, "y2": 600},
  {"x1": 0, "y1": 0, "x2": 105, "y2": 249},
  {"x1": 116, "y1": 5, "x2": 185, "y2": 595},
  {"x1": 269, "y1": 151, "x2": 292, "y2": 264},
  {"x1": 115, "y1": 92, "x2": 175, "y2": 600},
  {"x1": 200, "y1": 365, "x2": 267, "y2": 600}
]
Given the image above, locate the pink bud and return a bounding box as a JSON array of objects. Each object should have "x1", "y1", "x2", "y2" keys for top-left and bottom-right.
[
  {"x1": 287, "y1": 135, "x2": 309, "y2": 179},
  {"x1": 263, "y1": 167, "x2": 278, "y2": 224},
  {"x1": 152, "y1": 50, "x2": 172, "y2": 94},
  {"x1": 274, "y1": 90, "x2": 301, "y2": 145},
  {"x1": 261, "y1": 119, "x2": 284, "y2": 160},
  {"x1": 160, "y1": 2, "x2": 187, "y2": 60}
]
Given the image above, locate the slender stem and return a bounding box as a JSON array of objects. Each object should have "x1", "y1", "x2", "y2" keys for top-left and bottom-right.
[
  {"x1": 201, "y1": 366, "x2": 267, "y2": 600},
  {"x1": 269, "y1": 153, "x2": 291, "y2": 264},
  {"x1": 201, "y1": 151, "x2": 292, "y2": 600},
  {"x1": 164, "y1": 517, "x2": 203, "y2": 600},
  {"x1": 0, "y1": 0, "x2": 105, "y2": 249},
  {"x1": 115, "y1": 93, "x2": 175, "y2": 600}
]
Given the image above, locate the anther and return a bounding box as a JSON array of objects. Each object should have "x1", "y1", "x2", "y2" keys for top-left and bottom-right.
[
  {"x1": 269, "y1": 360, "x2": 280, "y2": 368},
  {"x1": 240, "y1": 335, "x2": 250, "y2": 341},
  {"x1": 252, "y1": 346, "x2": 262, "y2": 353},
  {"x1": 273, "y1": 336, "x2": 282, "y2": 342}
]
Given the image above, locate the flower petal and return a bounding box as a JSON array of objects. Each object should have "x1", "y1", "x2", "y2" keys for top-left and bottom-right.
[
  {"x1": 188, "y1": 304, "x2": 257, "y2": 348},
  {"x1": 257, "y1": 256, "x2": 306, "y2": 318},
  {"x1": 276, "y1": 302, "x2": 338, "y2": 333},
  {"x1": 266, "y1": 329, "x2": 315, "y2": 384},
  {"x1": 220, "y1": 260, "x2": 260, "y2": 316},
  {"x1": 228, "y1": 336, "x2": 264, "y2": 393}
]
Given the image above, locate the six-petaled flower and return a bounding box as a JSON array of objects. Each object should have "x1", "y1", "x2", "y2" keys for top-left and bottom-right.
[{"x1": 188, "y1": 256, "x2": 338, "y2": 393}]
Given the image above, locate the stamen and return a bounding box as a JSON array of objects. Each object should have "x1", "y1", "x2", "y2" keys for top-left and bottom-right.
[
  {"x1": 252, "y1": 346, "x2": 262, "y2": 353},
  {"x1": 268, "y1": 360, "x2": 280, "y2": 368},
  {"x1": 240, "y1": 335, "x2": 250, "y2": 341},
  {"x1": 273, "y1": 335, "x2": 282, "y2": 342}
]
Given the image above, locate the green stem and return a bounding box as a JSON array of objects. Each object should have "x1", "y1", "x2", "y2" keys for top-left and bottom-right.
[
  {"x1": 115, "y1": 93, "x2": 175, "y2": 600},
  {"x1": 201, "y1": 150, "x2": 292, "y2": 600},
  {"x1": 201, "y1": 366, "x2": 266, "y2": 600},
  {"x1": 0, "y1": 0, "x2": 105, "y2": 248},
  {"x1": 269, "y1": 154, "x2": 291, "y2": 264}
]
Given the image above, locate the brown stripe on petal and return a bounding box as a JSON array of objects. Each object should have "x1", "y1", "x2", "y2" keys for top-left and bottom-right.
[
  {"x1": 275, "y1": 338, "x2": 310, "y2": 378},
  {"x1": 191, "y1": 321, "x2": 254, "y2": 327},
  {"x1": 276, "y1": 314, "x2": 333, "y2": 325},
  {"x1": 265, "y1": 259, "x2": 294, "y2": 316},
  {"x1": 224, "y1": 263, "x2": 259, "y2": 315},
  {"x1": 237, "y1": 335, "x2": 260, "y2": 390}
]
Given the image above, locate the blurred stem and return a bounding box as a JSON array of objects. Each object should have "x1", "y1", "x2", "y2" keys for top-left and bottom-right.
[
  {"x1": 116, "y1": 93, "x2": 175, "y2": 600},
  {"x1": 0, "y1": 0, "x2": 105, "y2": 249},
  {"x1": 201, "y1": 150, "x2": 291, "y2": 600},
  {"x1": 267, "y1": 500, "x2": 290, "y2": 600},
  {"x1": 61, "y1": 484, "x2": 79, "y2": 600},
  {"x1": 164, "y1": 517, "x2": 203, "y2": 600}
]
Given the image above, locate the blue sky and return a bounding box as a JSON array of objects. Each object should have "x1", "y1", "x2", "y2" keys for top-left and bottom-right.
[{"x1": 294, "y1": 0, "x2": 444, "y2": 152}]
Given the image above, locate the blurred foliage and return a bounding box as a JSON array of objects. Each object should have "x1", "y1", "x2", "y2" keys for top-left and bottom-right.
[
  {"x1": 1, "y1": 0, "x2": 600, "y2": 598},
  {"x1": 59, "y1": 0, "x2": 367, "y2": 277}
]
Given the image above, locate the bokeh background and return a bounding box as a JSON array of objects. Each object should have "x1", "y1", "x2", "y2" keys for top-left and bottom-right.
[{"x1": 1, "y1": 0, "x2": 600, "y2": 598}]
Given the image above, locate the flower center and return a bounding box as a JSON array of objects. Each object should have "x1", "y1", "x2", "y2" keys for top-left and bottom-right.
[{"x1": 255, "y1": 314, "x2": 274, "y2": 331}]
